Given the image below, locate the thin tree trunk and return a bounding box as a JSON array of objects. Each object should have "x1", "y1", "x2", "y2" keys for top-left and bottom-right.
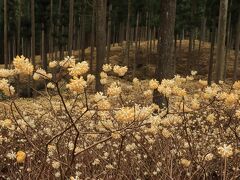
[
  {"x1": 68, "y1": 0, "x2": 74, "y2": 56},
  {"x1": 17, "y1": 0, "x2": 21, "y2": 55},
  {"x1": 60, "y1": 26, "x2": 64, "y2": 60},
  {"x1": 90, "y1": 0, "x2": 95, "y2": 73},
  {"x1": 179, "y1": 31, "x2": 183, "y2": 52},
  {"x1": 199, "y1": 16, "x2": 206, "y2": 53},
  {"x1": 124, "y1": 0, "x2": 131, "y2": 66},
  {"x1": 95, "y1": 0, "x2": 106, "y2": 91},
  {"x1": 113, "y1": 24, "x2": 116, "y2": 46},
  {"x1": 81, "y1": 13, "x2": 86, "y2": 61},
  {"x1": 41, "y1": 23, "x2": 47, "y2": 70},
  {"x1": 106, "y1": 4, "x2": 112, "y2": 63},
  {"x1": 233, "y1": 12, "x2": 240, "y2": 81},
  {"x1": 208, "y1": 22, "x2": 216, "y2": 85},
  {"x1": 146, "y1": 12, "x2": 150, "y2": 64},
  {"x1": 4, "y1": 0, "x2": 8, "y2": 68},
  {"x1": 153, "y1": 27, "x2": 156, "y2": 51},
  {"x1": 57, "y1": 0, "x2": 62, "y2": 60},
  {"x1": 49, "y1": 0, "x2": 53, "y2": 60},
  {"x1": 133, "y1": 12, "x2": 139, "y2": 77},
  {"x1": 223, "y1": 0, "x2": 232, "y2": 80},
  {"x1": 29, "y1": 0, "x2": 35, "y2": 97},
  {"x1": 150, "y1": 28, "x2": 153, "y2": 54},
  {"x1": 215, "y1": 0, "x2": 228, "y2": 82},
  {"x1": 13, "y1": 36, "x2": 16, "y2": 60},
  {"x1": 31, "y1": 0, "x2": 35, "y2": 67}
]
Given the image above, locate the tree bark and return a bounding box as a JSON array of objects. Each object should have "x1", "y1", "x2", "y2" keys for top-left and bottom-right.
[
  {"x1": 124, "y1": 0, "x2": 131, "y2": 66},
  {"x1": 208, "y1": 22, "x2": 216, "y2": 86},
  {"x1": 223, "y1": 0, "x2": 232, "y2": 80},
  {"x1": 31, "y1": 0, "x2": 35, "y2": 67},
  {"x1": 199, "y1": 17, "x2": 206, "y2": 53},
  {"x1": 215, "y1": 0, "x2": 228, "y2": 82},
  {"x1": 95, "y1": 0, "x2": 106, "y2": 91},
  {"x1": 233, "y1": 12, "x2": 240, "y2": 81},
  {"x1": 49, "y1": 0, "x2": 53, "y2": 60},
  {"x1": 106, "y1": 4, "x2": 112, "y2": 63},
  {"x1": 90, "y1": 0, "x2": 96, "y2": 73},
  {"x1": 41, "y1": 23, "x2": 47, "y2": 70},
  {"x1": 68, "y1": 0, "x2": 74, "y2": 56},
  {"x1": 4, "y1": 0, "x2": 8, "y2": 68},
  {"x1": 133, "y1": 12, "x2": 139, "y2": 77},
  {"x1": 153, "y1": 0, "x2": 176, "y2": 106},
  {"x1": 80, "y1": 1, "x2": 86, "y2": 61},
  {"x1": 17, "y1": 0, "x2": 21, "y2": 55}
]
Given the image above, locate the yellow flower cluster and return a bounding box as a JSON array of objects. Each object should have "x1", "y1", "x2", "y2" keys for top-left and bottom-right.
[
  {"x1": 102, "y1": 64, "x2": 112, "y2": 72},
  {"x1": 133, "y1": 78, "x2": 141, "y2": 87},
  {"x1": 68, "y1": 61, "x2": 89, "y2": 77},
  {"x1": 13, "y1": 55, "x2": 33, "y2": 75},
  {"x1": 100, "y1": 71, "x2": 108, "y2": 85},
  {"x1": 180, "y1": 158, "x2": 191, "y2": 167},
  {"x1": 0, "y1": 69, "x2": 16, "y2": 78},
  {"x1": 87, "y1": 74, "x2": 95, "y2": 84},
  {"x1": 47, "y1": 82, "x2": 55, "y2": 89},
  {"x1": 233, "y1": 81, "x2": 240, "y2": 90},
  {"x1": 0, "y1": 79, "x2": 15, "y2": 96},
  {"x1": 1, "y1": 118, "x2": 14, "y2": 129},
  {"x1": 16, "y1": 151, "x2": 26, "y2": 163},
  {"x1": 49, "y1": 61, "x2": 58, "y2": 68},
  {"x1": 224, "y1": 93, "x2": 238, "y2": 106},
  {"x1": 59, "y1": 56, "x2": 76, "y2": 68},
  {"x1": 33, "y1": 68, "x2": 52, "y2": 80},
  {"x1": 158, "y1": 79, "x2": 185, "y2": 97},
  {"x1": 107, "y1": 82, "x2": 122, "y2": 97},
  {"x1": 149, "y1": 79, "x2": 159, "y2": 90},
  {"x1": 205, "y1": 153, "x2": 214, "y2": 161},
  {"x1": 66, "y1": 77, "x2": 87, "y2": 94},
  {"x1": 113, "y1": 65, "x2": 128, "y2": 77},
  {"x1": 94, "y1": 92, "x2": 106, "y2": 102},
  {"x1": 97, "y1": 99, "x2": 111, "y2": 110},
  {"x1": 115, "y1": 107, "x2": 134, "y2": 123},
  {"x1": 217, "y1": 144, "x2": 233, "y2": 158}
]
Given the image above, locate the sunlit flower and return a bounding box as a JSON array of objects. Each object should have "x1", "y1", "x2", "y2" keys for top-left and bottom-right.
[
  {"x1": 52, "y1": 161, "x2": 61, "y2": 169},
  {"x1": 149, "y1": 79, "x2": 159, "y2": 90},
  {"x1": 49, "y1": 61, "x2": 58, "y2": 68},
  {"x1": 68, "y1": 61, "x2": 89, "y2": 77},
  {"x1": 191, "y1": 70, "x2": 197, "y2": 76},
  {"x1": 180, "y1": 158, "x2": 191, "y2": 167},
  {"x1": 113, "y1": 65, "x2": 128, "y2": 76},
  {"x1": 103, "y1": 64, "x2": 112, "y2": 72},
  {"x1": 59, "y1": 56, "x2": 76, "y2": 68},
  {"x1": 13, "y1": 55, "x2": 33, "y2": 75},
  {"x1": 218, "y1": 144, "x2": 233, "y2": 158},
  {"x1": 16, "y1": 151, "x2": 26, "y2": 163},
  {"x1": 115, "y1": 107, "x2": 134, "y2": 123},
  {"x1": 205, "y1": 153, "x2": 214, "y2": 161},
  {"x1": 107, "y1": 82, "x2": 121, "y2": 97},
  {"x1": 33, "y1": 68, "x2": 52, "y2": 80},
  {"x1": 0, "y1": 69, "x2": 16, "y2": 78},
  {"x1": 66, "y1": 77, "x2": 87, "y2": 94},
  {"x1": 47, "y1": 82, "x2": 55, "y2": 89},
  {"x1": 0, "y1": 78, "x2": 15, "y2": 96}
]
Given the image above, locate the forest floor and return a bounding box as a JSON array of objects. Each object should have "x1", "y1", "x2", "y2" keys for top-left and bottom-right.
[
  {"x1": 0, "y1": 39, "x2": 238, "y2": 85},
  {"x1": 0, "y1": 39, "x2": 235, "y2": 101},
  {"x1": 72, "y1": 39, "x2": 237, "y2": 81}
]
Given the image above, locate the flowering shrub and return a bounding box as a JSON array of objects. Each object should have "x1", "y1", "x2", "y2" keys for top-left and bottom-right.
[{"x1": 0, "y1": 55, "x2": 240, "y2": 179}]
